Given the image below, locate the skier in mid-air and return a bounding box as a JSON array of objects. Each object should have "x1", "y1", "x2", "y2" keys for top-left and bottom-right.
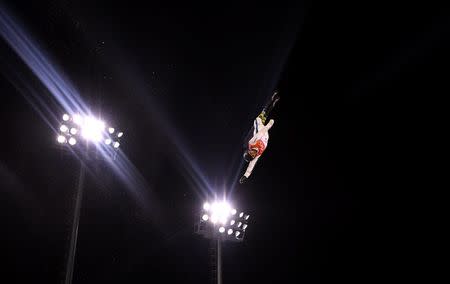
[{"x1": 239, "y1": 91, "x2": 279, "y2": 184}]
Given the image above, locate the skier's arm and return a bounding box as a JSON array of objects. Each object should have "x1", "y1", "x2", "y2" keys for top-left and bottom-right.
[
  {"x1": 239, "y1": 156, "x2": 260, "y2": 184},
  {"x1": 244, "y1": 155, "x2": 260, "y2": 178},
  {"x1": 253, "y1": 118, "x2": 258, "y2": 136}
]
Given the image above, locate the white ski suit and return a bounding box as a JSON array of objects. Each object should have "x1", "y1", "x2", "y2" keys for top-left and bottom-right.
[{"x1": 243, "y1": 117, "x2": 274, "y2": 178}]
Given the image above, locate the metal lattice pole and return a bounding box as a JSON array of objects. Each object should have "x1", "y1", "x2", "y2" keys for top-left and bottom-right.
[
  {"x1": 64, "y1": 160, "x2": 85, "y2": 284},
  {"x1": 217, "y1": 238, "x2": 222, "y2": 284}
]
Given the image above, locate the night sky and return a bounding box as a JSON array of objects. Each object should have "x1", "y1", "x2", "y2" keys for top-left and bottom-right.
[{"x1": 1, "y1": 1, "x2": 447, "y2": 283}]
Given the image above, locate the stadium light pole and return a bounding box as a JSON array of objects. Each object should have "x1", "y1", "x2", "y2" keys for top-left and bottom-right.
[
  {"x1": 56, "y1": 113, "x2": 124, "y2": 284},
  {"x1": 195, "y1": 200, "x2": 250, "y2": 284}
]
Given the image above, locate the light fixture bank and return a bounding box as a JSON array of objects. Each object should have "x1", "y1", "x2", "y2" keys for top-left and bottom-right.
[{"x1": 57, "y1": 113, "x2": 123, "y2": 148}]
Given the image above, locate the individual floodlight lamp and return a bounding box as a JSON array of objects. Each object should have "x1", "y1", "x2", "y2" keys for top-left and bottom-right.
[
  {"x1": 57, "y1": 135, "x2": 67, "y2": 143},
  {"x1": 68, "y1": 137, "x2": 77, "y2": 145},
  {"x1": 62, "y1": 113, "x2": 70, "y2": 121},
  {"x1": 60, "y1": 125, "x2": 69, "y2": 132}
]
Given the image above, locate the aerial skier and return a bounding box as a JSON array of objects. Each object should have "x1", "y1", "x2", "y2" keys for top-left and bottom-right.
[{"x1": 239, "y1": 90, "x2": 280, "y2": 184}]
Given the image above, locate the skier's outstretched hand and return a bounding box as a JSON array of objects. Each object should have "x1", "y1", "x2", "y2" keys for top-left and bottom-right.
[{"x1": 239, "y1": 176, "x2": 247, "y2": 184}]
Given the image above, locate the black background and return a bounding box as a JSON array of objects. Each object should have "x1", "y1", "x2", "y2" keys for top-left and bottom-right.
[{"x1": 1, "y1": 1, "x2": 446, "y2": 283}]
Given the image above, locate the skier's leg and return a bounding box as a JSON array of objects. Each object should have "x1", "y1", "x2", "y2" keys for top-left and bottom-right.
[
  {"x1": 243, "y1": 91, "x2": 280, "y2": 153},
  {"x1": 258, "y1": 91, "x2": 280, "y2": 124},
  {"x1": 258, "y1": 110, "x2": 267, "y2": 124},
  {"x1": 264, "y1": 90, "x2": 280, "y2": 117}
]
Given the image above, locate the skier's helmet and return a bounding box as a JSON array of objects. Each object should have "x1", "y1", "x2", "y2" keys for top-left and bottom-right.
[
  {"x1": 243, "y1": 149, "x2": 257, "y2": 162},
  {"x1": 243, "y1": 151, "x2": 253, "y2": 162}
]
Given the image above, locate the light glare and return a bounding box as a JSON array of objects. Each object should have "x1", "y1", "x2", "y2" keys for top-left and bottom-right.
[
  {"x1": 108, "y1": 127, "x2": 115, "y2": 134},
  {"x1": 227, "y1": 229, "x2": 233, "y2": 235},
  {"x1": 105, "y1": 138, "x2": 112, "y2": 145},
  {"x1": 231, "y1": 209, "x2": 237, "y2": 215},
  {"x1": 202, "y1": 214, "x2": 209, "y2": 221},
  {"x1": 62, "y1": 114, "x2": 70, "y2": 121},
  {"x1": 219, "y1": 227, "x2": 225, "y2": 233},
  {"x1": 203, "y1": 202, "x2": 210, "y2": 211},
  {"x1": 73, "y1": 114, "x2": 83, "y2": 125},
  {"x1": 81, "y1": 116, "x2": 105, "y2": 142},
  {"x1": 113, "y1": 141, "x2": 120, "y2": 148},
  {"x1": 239, "y1": 212, "x2": 244, "y2": 218},
  {"x1": 117, "y1": 132, "x2": 123, "y2": 138},
  {"x1": 209, "y1": 201, "x2": 232, "y2": 225},
  {"x1": 70, "y1": 128, "x2": 78, "y2": 135}
]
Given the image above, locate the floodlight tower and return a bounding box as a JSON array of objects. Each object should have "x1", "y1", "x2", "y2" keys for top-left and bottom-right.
[
  {"x1": 56, "y1": 113, "x2": 124, "y2": 284},
  {"x1": 195, "y1": 200, "x2": 250, "y2": 284}
]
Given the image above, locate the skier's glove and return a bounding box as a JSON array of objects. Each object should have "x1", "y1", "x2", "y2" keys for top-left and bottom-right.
[{"x1": 239, "y1": 176, "x2": 247, "y2": 184}]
